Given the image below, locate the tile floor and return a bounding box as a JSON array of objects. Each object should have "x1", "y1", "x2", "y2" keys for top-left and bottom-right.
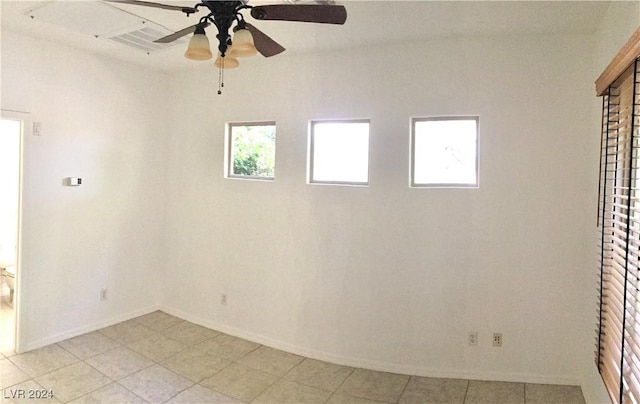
[{"x1": 0, "y1": 311, "x2": 586, "y2": 403}]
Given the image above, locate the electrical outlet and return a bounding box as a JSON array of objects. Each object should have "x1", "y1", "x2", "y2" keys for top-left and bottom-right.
[
  {"x1": 100, "y1": 288, "x2": 108, "y2": 301},
  {"x1": 468, "y1": 332, "x2": 478, "y2": 346},
  {"x1": 493, "y1": 333, "x2": 503, "y2": 347},
  {"x1": 221, "y1": 294, "x2": 227, "y2": 306}
]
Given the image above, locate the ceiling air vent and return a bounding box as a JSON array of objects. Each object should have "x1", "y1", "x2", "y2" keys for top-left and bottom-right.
[
  {"x1": 104, "y1": 23, "x2": 187, "y2": 54},
  {"x1": 25, "y1": 0, "x2": 186, "y2": 54}
]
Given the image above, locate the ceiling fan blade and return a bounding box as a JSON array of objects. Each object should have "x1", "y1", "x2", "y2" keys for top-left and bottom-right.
[
  {"x1": 245, "y1": 23, "x2": 286, "y2": 57},
  {"x1": 107, "y1": 0, "x2": 197, "y2": 14},
  {"x1": 154, "y1": 22, "x2": 210, "y2": 44},
  {"x1": 250, "y1": 4, "x2": 347, "y2": 25}
]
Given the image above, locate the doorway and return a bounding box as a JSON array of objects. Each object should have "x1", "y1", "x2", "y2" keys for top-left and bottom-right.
[{"x1": 0, "y1": 111, "x2": 25, "y2": 354}]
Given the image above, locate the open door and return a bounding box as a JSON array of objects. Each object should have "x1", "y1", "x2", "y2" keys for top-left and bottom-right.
[{"x1": 0, "y1": 110, "x2": 27, "y2": 354}]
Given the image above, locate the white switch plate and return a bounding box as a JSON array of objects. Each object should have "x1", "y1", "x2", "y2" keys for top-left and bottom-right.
[{"x1": 33, "y1": 122, "x2": 42, "y2": 136}]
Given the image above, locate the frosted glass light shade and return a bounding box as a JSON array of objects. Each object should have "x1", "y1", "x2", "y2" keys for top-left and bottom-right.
[
  {"x1": 214, "y1": 54, "x2": 240, "y2": 69},
  {"x1": 230, "y1": 28, "x2": 257, "y2": 57},
  {"x1": 185, "y1": 33, "x2": 212, "y2": 60}
]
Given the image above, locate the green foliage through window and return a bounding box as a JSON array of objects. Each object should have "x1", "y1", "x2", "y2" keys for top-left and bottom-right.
[{"x1": 230, "y1": 124, "x2": 276, "y2": 178}]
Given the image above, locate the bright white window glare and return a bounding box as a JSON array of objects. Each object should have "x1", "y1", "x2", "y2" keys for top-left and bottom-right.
[
  {"x1": 0, "y1": 120, "x2": 20, "y2": 253},
  {"x1": 311, "y1": 121, "x2": 370, "y2": 184},
  {"x1": 413, "y1": 119, "x2": 477, "y2": 186}
]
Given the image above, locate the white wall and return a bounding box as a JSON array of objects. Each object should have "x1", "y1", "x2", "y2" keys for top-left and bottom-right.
[
  {"x1": 162, "y1": 32, "x2": 596, "y2": 384},
  {"x1": 594, "y1": 2, "x2": 640, "y2": 78},
  {"x1": 0, "y1": 32, "x2": 170, "y2": 349}
]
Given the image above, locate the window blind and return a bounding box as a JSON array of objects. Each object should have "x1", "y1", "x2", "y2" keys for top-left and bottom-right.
[{"x1": 598, "y1": 58, "x2": 640, "y2": 403}]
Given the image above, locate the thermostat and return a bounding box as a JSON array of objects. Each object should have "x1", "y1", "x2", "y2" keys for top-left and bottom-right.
[{"x1": 66, "y1": 177, "x2": 82, "y2": 186}]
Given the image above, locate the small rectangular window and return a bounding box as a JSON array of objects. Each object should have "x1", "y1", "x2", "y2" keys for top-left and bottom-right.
[
  {"x1": 309, "y1": 119, "x2": 370, "y2": 185},
  {"x1": 411, "y1": 116, "x2": 479, "y2": 188},
  {"x1": 226, "y1": 122, "x2": 276, "y2": 180}
]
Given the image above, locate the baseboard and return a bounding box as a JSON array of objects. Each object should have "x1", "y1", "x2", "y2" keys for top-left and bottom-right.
[
  {"x1": 581, "y1": 364, "x2": 611, "y2": 404},
  {"x1": 19, "y1": 304, "x2": 583, "y2": 386},
  {"x1": 19, "y1": 305, "x2": 159, "y2": 353},
  {"x1": 158, "y1": 305, "x2": 581, "y2": 386}
]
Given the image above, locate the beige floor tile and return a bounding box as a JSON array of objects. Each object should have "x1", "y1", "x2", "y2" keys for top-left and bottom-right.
[
  {"x1": 200, "y1": 363, "x2": 278, "y2": 402},
  {"x1": 1, "y1": 349, "x2": 17, "y2": 358},
  {"x1": 166, "y1": 384, "x2": 244, "y2": 403},
  {"x1": 85, "y1": 346, "x2": 154, "y2": 380},
  {"x1": 69, "y1": 382, "x2": 148, "y2": 403},
  {"x1": 465, "y1": 380, "x2": 524, "y2": 404},
  {"x1": 126, "y1": 334, "x2": 187, "y2": 362},
  {"x1": 399, "y1": 376, "x2": 468, "y2": 404},
  {"x1": 326, "y1": 393, "x2": 392, "y2": 404},
  {"x1": 161, "y1": 347, "x2": 231, "y2": 382},
  {"x1": 195, "y1": 334, "x2": 260, "y2": 361},
  {"x1": 1, "y1": 313, "x2": 588, "y2": 404},
  {"x1": 335, "y1": 368, "x2": 410, "y2": 403},
  {"x1": 1, "y1": 379, "x2": 62, "y2": 403},
  {"x1": 9, "y1": 344, "x2": 79, "y2": 377},
  {"x1": 58, "y1": 331, "x2": 121, "y2": 360},
  {"x1": 35, "y1": 362, "x2": 111, "y2": 403},
  {"x1": 162, "y1": 322, "x2": 221, "y2": 346},
  {"x1": 134, "y1": 311, "x2": 185, "y2": 332},
  {"x1": 237, "y1": 346, "x2": 304, "y2": 377},
  {"x1": 98, "y1": 319, "x2": 156, "y2": 345},
  {"x1": 525, "y1": 383, "x2": 585, "y2": 404},
  {"x1": 253, "y1": 379, "x2": 332, "y2": 404},
  {"x1": 119, "y1": 364, "x2": 193, "y2": 403},
  {"x1": 1, "y1": 357, "x2": 30, "y2": 388},
  {"x1": 285, "y1": 358, "x2": 354, "y2": 392}
]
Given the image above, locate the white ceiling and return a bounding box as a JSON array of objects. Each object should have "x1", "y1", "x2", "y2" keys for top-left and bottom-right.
[{"x1": 1, "y1": 0, "x2": 612, "y2": 71}]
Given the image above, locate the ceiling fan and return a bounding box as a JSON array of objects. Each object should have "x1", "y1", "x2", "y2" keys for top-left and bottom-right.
[{"x1": 107, "y1": 0, "x2": 347, "y2": 60}]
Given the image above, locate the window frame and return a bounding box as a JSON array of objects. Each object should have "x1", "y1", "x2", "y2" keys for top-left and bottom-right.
[
  {"x1": 225, "y1": 121, "x2": 277, "y2": 181},
  {"x1": 410, "y1": 116, "x2": 479, "y2": 189},
  {"x1": 308, "y1": 118, "x2": 371, "y2": 186}
]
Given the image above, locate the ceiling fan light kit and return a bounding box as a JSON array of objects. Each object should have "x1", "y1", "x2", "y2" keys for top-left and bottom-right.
[
  {"x1": 110, "y1": 0, "x2": 347, "y2": 93},
  {"x1": 184, "y1": 25, "x2": 213, "y2": 60},
  {"x1": 215, "y1": 53, "x2": 240, "y2": 69},
  {"x1": 230, "y1": 27, "x2": 258, "y2": 58}
]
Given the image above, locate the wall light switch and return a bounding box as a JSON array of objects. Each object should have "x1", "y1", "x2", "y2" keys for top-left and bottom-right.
[{"x1": 33, "y1": 122, "x2": 42, "y2": 136}]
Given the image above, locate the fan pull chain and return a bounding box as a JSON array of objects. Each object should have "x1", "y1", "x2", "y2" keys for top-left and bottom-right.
[{"x1": 217, "y1": 57, "x2": 225, "y2": 95}]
